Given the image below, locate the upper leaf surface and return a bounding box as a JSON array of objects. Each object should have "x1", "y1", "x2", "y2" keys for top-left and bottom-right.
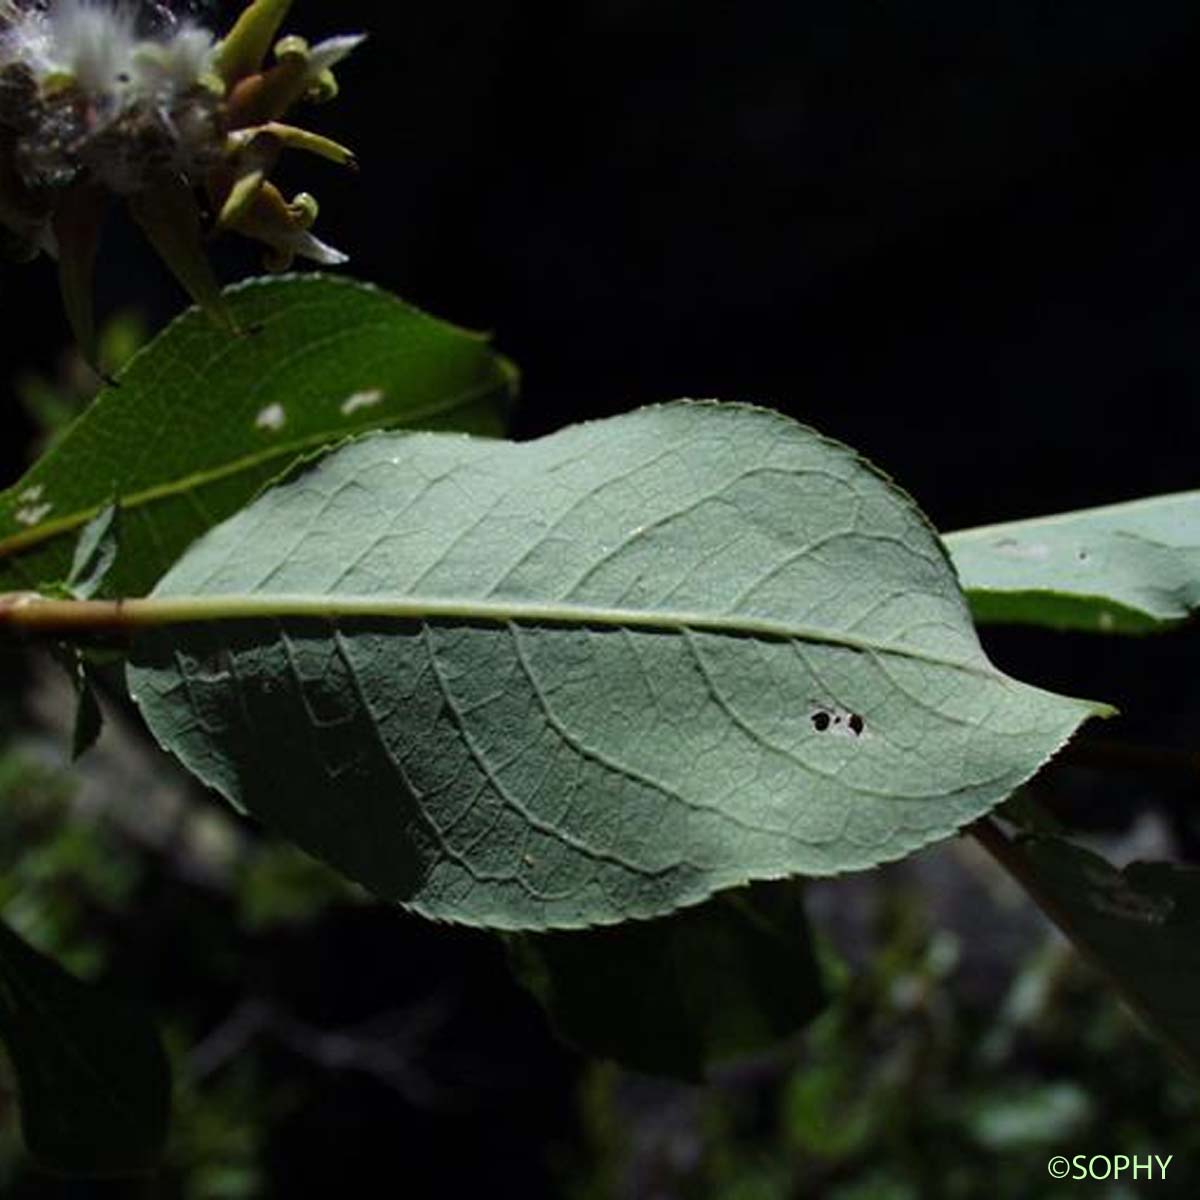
[
  {"x1": 127, "y1": 402, "x2": 1106, "y2": 930},
  {"x1": 944, "y1": 491, "x2": 1200, "y2": 632},
  {"x1": 0, "y1": 275, "x2": 514, "y2": 597}
]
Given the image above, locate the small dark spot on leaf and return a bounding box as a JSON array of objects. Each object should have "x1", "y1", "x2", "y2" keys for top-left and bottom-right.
[
  {"x1": 1077, "y1": 549, "x2": 1088, "y2": 561},
  {"x1": 811, "y1": 710, "x2": 831, "y2": 732},
  {"x1": 849, "y1": 713, "x2": 864, "y2": 736}
]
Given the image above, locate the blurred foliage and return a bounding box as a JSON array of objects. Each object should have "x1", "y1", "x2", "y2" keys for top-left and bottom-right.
[
  {"x1": 1, "y1": 670, "x2": 1198, "y2": 1195},
  {"x1": 0, "y1": 911, "x2": 170, "y2": 1179},
  {"x1": 0, "y1": 726, "x2": 356, "y2": 1196},
  {"x1": 556, "y1": 881, "x2": 1200, "y2": 1200},
  {"x1": 510, "y1": 881, "x2": 825, "y2": 1081},
  {"x1": 0, "y1": 749, "x2": 131, "y2": 978},
  {"x1": 13, "y1": 311, "x2": 147, "y2": 458}
]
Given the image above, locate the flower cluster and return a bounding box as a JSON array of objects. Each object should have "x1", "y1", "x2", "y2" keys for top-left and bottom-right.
[{"x1": 0, "y1": 0, "x2": 363, "y2": 361}]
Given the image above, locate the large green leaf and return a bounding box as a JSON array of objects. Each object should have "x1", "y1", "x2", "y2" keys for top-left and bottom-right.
[
  {"x1": 125, "y1": 402, "x2": 1108, "y2": 930},
  {"x1": 944, "y1": 491, "x2": 1200, "y2": 632},
  {"x1": 991, "y1": 834, "x2": 1200, "y2": 1075},
  {"x1": 509, "y1": 880, "x2": 826, "y2": 1080},
  {"x1": 0, "y1": 918, "x2": 170, "y2": 1176},
  {"x1": 0, "y1": 275, "x2": 515, "y2": 598}
]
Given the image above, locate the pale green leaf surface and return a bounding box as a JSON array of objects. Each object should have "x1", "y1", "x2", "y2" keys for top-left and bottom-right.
[
  {"x1": 66, "y1": 502, "x2": 119, "y2": 600},
  {"x1": 0, "y1": 275, "x2": 514, "y2": 597},
  {"x1": 944, "y1": 491, "x2": 1200, "y2": 632},
  {"x1": 127, "y1": 403, "x2": 1107, "y2": 930}
]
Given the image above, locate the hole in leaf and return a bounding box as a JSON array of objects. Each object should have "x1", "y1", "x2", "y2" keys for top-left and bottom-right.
[{"x1": 810, "y1": 706, "x2": 865, "y2": 738}]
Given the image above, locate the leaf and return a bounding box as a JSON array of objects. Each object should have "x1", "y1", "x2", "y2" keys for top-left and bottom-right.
[
  {"x1": 509, "y1": 880, "x2": 825, "y2": 1080},
  {"x1": 0, "y1": 275, "x2": 515, "y2": 598},
  {"x1": 0, "y1": 918, "x2": 170, "y2": 1176},
  {"x1": 992, "y1": 834, "x2": 1200, "y2": 1075},
  {"x1": 66, "y1": 502, "x2": 119, "y2": 600},
  {"x1": 69, "y1": 672, "x2": 103, "y2": 760},
  {"x1": 52, "y1": 181, "x2": 110, "y2": 372},
  {"x1": 52, "y1": 647, "x2": 104, "y2": 761},
  {"x1": 126, "y1": 173, "x2": 235, "y2": 336},
  {"x1": 944, "y1": 491, "x2": 1200, "y2": 633},
  {"x1": 50, "y1": 499, "x2": 114, "y2": 750},
  {"x1": 125, "y1": 402, "x2": 1109, "y2": 930}
]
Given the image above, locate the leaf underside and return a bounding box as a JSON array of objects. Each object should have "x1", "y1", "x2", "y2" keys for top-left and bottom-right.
[
  {"x1": 127, "y1": 402, "x2": 1106, "y2": 930},
  {"x1": 945, "y1": 490, "x2": 1200, "y2": 633},
  {"x1": 0, "y1": 275, "x2": 514, "y2": 597}
]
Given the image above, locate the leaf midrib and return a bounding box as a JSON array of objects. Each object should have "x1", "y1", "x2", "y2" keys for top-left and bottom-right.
[{"x1": 119, "y1": 590, "x2": 1004, "y2": 677}]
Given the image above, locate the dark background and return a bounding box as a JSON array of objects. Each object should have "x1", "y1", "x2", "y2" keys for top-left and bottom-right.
[
  {"x1": 7, "y1": 0, "x2": 1200, "y2": 533},
  {"x1": 299, "y1": 0, "x2": 1200, "y2": 532},
  {"x1": 4, "y1": 2, "x2": 1200, "y2": 1195},
  {"x1": 6, "y1": 0, "x2": 1198, "y2": 726}
]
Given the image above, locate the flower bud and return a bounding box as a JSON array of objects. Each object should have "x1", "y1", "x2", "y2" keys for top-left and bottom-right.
[{"x1": 0, "y1": 0, "x2": 363, "y2": 365}]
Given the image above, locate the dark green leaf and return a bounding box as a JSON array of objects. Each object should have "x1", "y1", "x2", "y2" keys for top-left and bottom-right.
[
  {"x1": 944, "y1": 491, "x2": 1200, "y2": 633},
  {"x1": 0, "y1": 919, "x2": 170, "y2": 1176},
  {"x1": 126, "y1": 402, "x2": 1108, "y2": 929},
  {"x1": 999, "y1": 834, "x2": 1200, "y2": 1075},
  {"x1": 46, "y1": 644, "x2": 105, "y2": 759},
  {"x1": 70, "y1": 667, "x2": 103, "y2": 760},
  {"x1": 0, "y1": 275, "x2": 515, "y2": 597},
  {"x1": 510, "y1": 880, "x2": 825, "y2": 1080},
  {"x1": 126, "y1": 173, "x2": 234, "y2": 337}
]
